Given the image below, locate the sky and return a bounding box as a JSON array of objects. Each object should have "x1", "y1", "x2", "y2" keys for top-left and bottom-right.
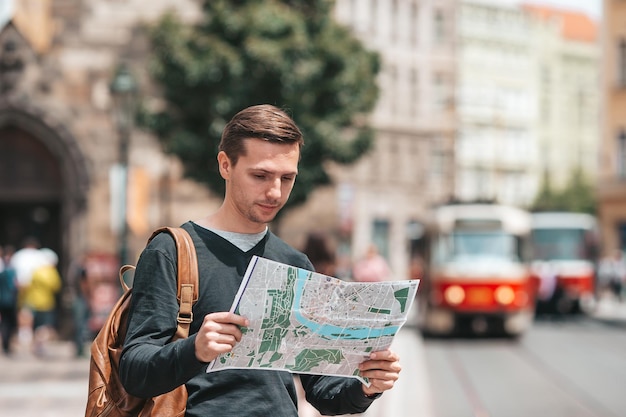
[
  {"x1": 505, "y1": 0, "x2": 603, "y2": 19},
  {"x1": 0, "y1": 0, "x2": 604, "y2": 36}
]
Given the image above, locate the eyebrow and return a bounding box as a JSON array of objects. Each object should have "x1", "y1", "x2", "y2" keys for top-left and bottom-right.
[{"x1": 249, "y1": 168, "x2": 298, "y2": 176}]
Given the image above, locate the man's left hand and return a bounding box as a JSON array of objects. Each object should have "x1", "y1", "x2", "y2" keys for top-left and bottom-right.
[{"x1": 358, "y1": 349, "x2": 401, "y2": 397}]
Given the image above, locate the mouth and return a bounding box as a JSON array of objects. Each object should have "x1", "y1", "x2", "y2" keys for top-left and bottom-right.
[{"x1": 257, "y1": 202, "x2": 280, "y2": 211}]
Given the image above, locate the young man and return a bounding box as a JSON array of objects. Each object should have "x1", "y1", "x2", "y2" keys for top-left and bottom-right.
[{"x1": 119, "y1": 104, "x2": 402, "y2": 416}]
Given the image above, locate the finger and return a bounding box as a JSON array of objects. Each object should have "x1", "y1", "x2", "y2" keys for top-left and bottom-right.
[
  {"x1": 361, "y1": 370, "x2": 399, "y2": 394},
  {"x1": 209, "y1": 332, "x2": 239, "y2": 347},
  {"x1": 205, "y1": 311, "x2": 249, "y2": 327},
  {"x1": 202, "y1": 321, "x2": 244, "y2": 342},
  {"x1": 360, "y1": 359, "x2": 402, "y2": 373},
  {"x1": 360, "y1": 368, "x2": 400, "y2": 383},
  {"x1": 369, "y1": 349, "x2": 399, "y2": 362}
]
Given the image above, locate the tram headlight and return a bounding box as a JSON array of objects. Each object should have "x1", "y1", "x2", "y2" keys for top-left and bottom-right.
[
  {"x1": 444, "y1": 285, "x2": 465, "y2": 305},
  {"x1": 494, "y1": 286, "x2": 515, "y2": 305}
]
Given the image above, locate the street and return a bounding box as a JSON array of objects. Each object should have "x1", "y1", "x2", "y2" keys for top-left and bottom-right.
[
  {"x1": 424, "y1": 316, "x2": 626, "y2": 417},
  {"x1": 1, "y1": 313, "x2": 625, "y2": 417}
]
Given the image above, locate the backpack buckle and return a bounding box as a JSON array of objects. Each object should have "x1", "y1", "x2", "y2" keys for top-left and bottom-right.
[{"x1": 177, "y1": 312, "x2": 193, "y2": 324}]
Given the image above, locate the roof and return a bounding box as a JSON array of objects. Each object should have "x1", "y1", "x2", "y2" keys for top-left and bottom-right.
[
  {"x1": 522, "y1": 3, "x2": 598, "y2": 43},
  {"x1": 531, "y1": 212, "x2": 597, "y2": 230}
]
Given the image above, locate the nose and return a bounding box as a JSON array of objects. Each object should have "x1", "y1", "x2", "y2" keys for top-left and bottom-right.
[{"x1": 266, "y1": 178, "x2": 282, "y2": 201}]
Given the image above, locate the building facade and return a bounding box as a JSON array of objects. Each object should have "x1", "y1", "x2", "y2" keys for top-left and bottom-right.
[
  {"x1": 0, "y1": 0, "x2": 457, "y2": 313},
  {"x1": 455, "y1": 0, "x2": 538, "y2": 206},
  {"x1": 597, "y1": 0, "x2": 626, "y2": 254},
  {"x1": 331, "y1": 0, "x2": 456, "y2": 279},
  {"x1": 455, "y1": 0, "x2": 600, "y2": 208},
  {"x1": 524, "y1": 3, "x2": 600, "y2": 192},
  {"x1": 0, "y1": 0, "x2": 611, "y2": 339},
  {"x1": 0, "y1": 0, "x2": 215, "y2": 336}
]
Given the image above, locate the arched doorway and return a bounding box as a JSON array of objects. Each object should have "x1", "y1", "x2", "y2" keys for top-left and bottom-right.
[
  {"x1": 0, "y1": 125, "x2": 62, "y2": 255},
  {"x1": 0, "y1": 102, "x2": 90, "y2": 337}
]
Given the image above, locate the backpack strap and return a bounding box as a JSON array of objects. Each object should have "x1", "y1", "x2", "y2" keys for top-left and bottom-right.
[{"x1": 148, "y1": 227, "x2": 199, "y2": 340}]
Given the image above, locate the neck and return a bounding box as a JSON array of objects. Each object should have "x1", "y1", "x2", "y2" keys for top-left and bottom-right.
[{"x1": 196, "y1": 208, "x2": 267, "y2": 234}]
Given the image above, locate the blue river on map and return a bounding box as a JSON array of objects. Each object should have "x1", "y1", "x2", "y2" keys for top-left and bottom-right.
[{"x1": 291, "y1": 269, "x2": 401, "y2": 340}]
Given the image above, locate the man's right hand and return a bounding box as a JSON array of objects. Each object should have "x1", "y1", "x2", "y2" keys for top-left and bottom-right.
[{"x1": 194, "y1": 312, "x2": 249, "y2": 363}]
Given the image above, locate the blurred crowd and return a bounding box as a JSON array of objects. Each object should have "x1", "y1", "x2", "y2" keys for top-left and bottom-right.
[
  {"x1": 0, "y1": 237, "x2": 62, "y2": 357},
  {"x1": 598, "y1": 249, "x2": 626, "y2": 302}
]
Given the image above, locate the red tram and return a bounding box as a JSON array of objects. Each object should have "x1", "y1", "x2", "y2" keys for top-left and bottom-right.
[
  {"x1": 530, "y1": 212, "x2": 599, "y2": 314},
  {"x1": 418, "y1": 204, "x2": 536, "y2": 337}
]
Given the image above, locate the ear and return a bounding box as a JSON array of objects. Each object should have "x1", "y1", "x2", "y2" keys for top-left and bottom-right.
[{"x1": 217, "y1": 151, "x2": 231, "y2": 180}]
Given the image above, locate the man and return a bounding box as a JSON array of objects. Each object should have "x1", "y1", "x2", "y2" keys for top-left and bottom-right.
[{"x1": 119, "y1": 104, "x2": 402, "y2": 416}]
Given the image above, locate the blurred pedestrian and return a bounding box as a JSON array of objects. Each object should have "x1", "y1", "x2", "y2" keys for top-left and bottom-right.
[
  {"x1": 408, "y1": 255, "x2": 424, "y2": 281},
  {"x1": 22, "y1": 248, "x2": 62, "y2": 356},
  {"x1": 10, "y1": 236, "x2": 42, "y2": 288},
  {"x1": 10, "y1": 237, "x2": 44, "y2": 349},
  {"x1": 69, "y1": 257, "x2": 91, "y2": 357},
  {"x1": 352, "y1": 244, "x2": 392, "y2": 282},
  {"x1": 598, "y1": 249, "x2": 626, "y2": 302},
  {"x1": 302, "y1": 232, "x2": 336, "y2": 277},
  {"x1": 0, "y1": 246, "x2": 18, "y2": 355},
  {"x1": 534, "y1": 261, "x2": 561, "y2": 315}
]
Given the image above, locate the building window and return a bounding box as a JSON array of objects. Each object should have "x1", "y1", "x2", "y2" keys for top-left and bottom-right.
[
  {"x1": 619, "y1": 223, "x2": 626, "y2": 253},
  {"x1": 433, "y1": 72, "x2": 449, "y2": 111},
  {"x1": 434, "y1": 9, "x2": 445, "y2": 44},
  {"x1": 391, "y1": 0, "x2": 398, "y2": 43},
  {"x1": 411, "y1": 3, "x2": 419, "y2": 47},
  {"x1": 619, "y1": 38, "x2": 626, "y2": 87},
  {"x1": 372, "y1": 218, "x2": 390, "y2": 260},
  {"x1": 430, "y1": 137, "x2": 445, "y2": 180},
  {"x1": 389, "y1": 64, "x2": 398, "y2": 114},
  {"x1": 410, "y1": 68, "x2": 418, "y2": 117},
  {"x1": 618, "y1": 130, "x2": 626, "y2": 179},
  {"x1": 372, "y1": 0, "x2": 380, "y2": 35}
]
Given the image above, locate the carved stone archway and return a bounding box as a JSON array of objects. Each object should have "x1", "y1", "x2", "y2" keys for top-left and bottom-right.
[{"x1": 0, "y1": 99, "x2": 90, "y2": 277}]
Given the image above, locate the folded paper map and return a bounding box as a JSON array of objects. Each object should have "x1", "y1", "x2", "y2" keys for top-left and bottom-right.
[{"x1": 207, "y1": 256, "x2": 419, "y2": 385}]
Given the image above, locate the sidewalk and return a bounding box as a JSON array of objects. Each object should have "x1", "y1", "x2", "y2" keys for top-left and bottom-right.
[
  {"x1": 0, "y1": 298, "x2": 620, "y2": 417},
  {"x1": 0, "y1": 341, "x2": 89, "y2": 417},
  {"x1": 589, "y1": 296, "x2": 626, "y2": 326},
  {"x1": 0, "y1": 327, "x2": 433, "y2": 417}
]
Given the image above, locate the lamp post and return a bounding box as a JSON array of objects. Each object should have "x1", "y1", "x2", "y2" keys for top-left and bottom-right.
[{"x1": 110, "y1": 63, "x2": 137, "y2": 267}]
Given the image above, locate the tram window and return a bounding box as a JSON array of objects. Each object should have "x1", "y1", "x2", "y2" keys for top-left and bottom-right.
[
  {"x1": 531, "y1": 229, "x2": 589, "y2": 260},
  {"x1": 436, "y1": 231, "x2": 519, "y2": 262},
  {"x1": 454, "y1": 219, "x2": 502, "y2": 230}
]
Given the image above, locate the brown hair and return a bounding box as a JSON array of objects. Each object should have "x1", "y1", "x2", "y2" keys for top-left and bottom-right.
[{"x1": 219, "y1": 104, "x2": 304, "y2": 165}]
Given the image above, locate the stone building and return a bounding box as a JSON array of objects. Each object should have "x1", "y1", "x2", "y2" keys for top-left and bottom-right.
[{"x1": 0, "y1": 0, "x2": 213, "y2": 335}]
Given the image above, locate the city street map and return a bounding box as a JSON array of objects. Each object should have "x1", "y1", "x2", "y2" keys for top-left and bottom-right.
[{"x1": 206, "y1": 256, "x2": 419, "y2": 385}]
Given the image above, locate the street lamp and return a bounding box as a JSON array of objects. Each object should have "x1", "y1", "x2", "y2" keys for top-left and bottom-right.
[{"x1": 110, "y1": 63, "x2": 137, "y2": 267}]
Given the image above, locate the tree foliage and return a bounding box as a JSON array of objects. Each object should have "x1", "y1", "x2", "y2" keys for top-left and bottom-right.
[
  {"x1": 530, "y1": 167, "x2": 596, "y2": 214},
  {"x1": 140, "y1": 0, "x2": 380, "y2": 216}
]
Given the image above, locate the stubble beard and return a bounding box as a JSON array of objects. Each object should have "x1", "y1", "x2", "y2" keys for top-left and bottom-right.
[{"x1": 247, "y1": 201, "x2": 282, "y2": 226}]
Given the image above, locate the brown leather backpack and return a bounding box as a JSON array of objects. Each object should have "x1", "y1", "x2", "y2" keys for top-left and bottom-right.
[{"x1": 85, "y1": 227, "x2": 199, "y2": 417}]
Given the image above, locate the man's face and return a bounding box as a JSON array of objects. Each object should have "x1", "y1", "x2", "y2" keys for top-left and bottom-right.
[{"x1": 219, "y1": 138, "x2": 299, "y2": 231}]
